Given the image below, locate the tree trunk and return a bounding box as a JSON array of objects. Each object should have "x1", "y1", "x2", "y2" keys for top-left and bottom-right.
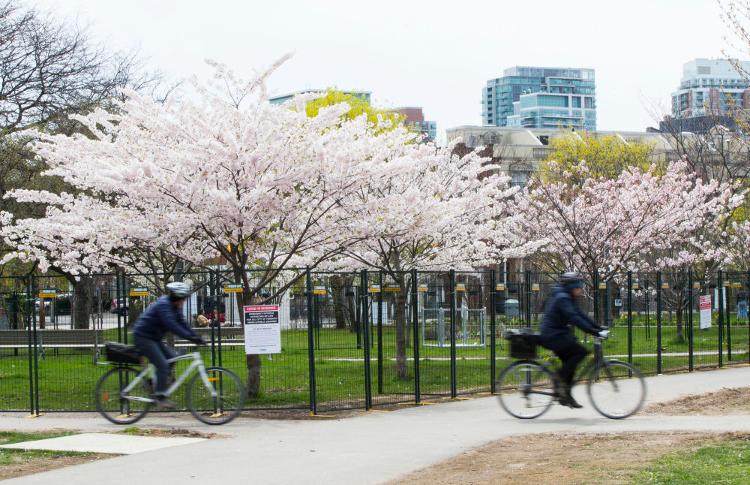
[
  {"x1": 394, "y1": 286, "x2": 408, "y2": 380},
  {"x1": 330, "y1": 275, "x2": 350, "y2": 330},
  {"x1": 245, "y1": 291, "x2": 262, "y2": 399},
  {"x1": 675, "y1": 294, "x2": 686, "y2": 343},
  {"x1": 246, "y1": 354, "x2": 261, "y2": 398},
  {"x1": 71, "y1": 276, "x2": 94, "y2": 329}
]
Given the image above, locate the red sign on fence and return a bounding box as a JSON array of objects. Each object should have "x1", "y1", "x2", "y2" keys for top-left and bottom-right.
[{"x1": 699, "y1": 295, "x2": 712, "y2": 330}]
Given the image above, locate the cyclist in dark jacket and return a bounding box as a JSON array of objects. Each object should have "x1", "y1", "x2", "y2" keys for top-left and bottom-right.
[
  {"x1": 540, "y1": 272, "x2": 604, "y2": 408},
  {"x1": 133, "y1": 282, "x2": 204, "y2": 408}
]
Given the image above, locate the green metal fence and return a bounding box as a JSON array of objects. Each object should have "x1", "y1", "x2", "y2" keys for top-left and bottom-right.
[{"x1": 0, "y1": 268, "x2": 747, "y2": 415}]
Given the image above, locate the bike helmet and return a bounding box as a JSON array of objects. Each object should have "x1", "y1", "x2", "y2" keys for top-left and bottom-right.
[
  {"x1": 166, "y1": 282, "x2": 192, "y2": 300},
  {"x1": 559, "y1": 272, "x2": 584, "y2": 289}
]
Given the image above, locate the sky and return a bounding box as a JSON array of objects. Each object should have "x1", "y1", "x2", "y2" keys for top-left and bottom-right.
[{"x1": 33, "y1": 0, "x2": 743, "y2": 141}]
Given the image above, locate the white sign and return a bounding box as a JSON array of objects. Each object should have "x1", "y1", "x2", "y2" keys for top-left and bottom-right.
[
  {"x1": 699, "y1": 295, "x2": 712, "y2": 330},
  {"x1": 614, "y1": 299, "x2": 622, "y2": 308},
  {"x1": 243, "y1": 305, "x2": 281, "y2": 354}
]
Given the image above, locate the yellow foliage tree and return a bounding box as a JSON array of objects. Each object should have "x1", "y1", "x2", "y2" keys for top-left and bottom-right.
[
  {"x1": 304, "y1": 90, "x2": 405, "y2": 132},
  {"x1": 540, "y1": 132, "x2": 657, "y2": 186}
]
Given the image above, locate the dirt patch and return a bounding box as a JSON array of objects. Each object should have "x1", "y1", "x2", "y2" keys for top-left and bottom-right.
[
  {"x1": 388, "y1": 432, "x2": 750, "y2": 485},
  {"x1": 0, "y1": 452, "x2": 111, "y2": 481},
  {"x1": 642, "y1": 387, "x2": 750, "y2": 415},
  {"x1": 118, "y1": 427, "x2": 220, "y2": 439}
]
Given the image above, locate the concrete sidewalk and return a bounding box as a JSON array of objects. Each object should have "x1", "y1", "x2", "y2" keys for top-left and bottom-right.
[{"x1": 2, "y1": 366, "x2": 750, "y2": 485}]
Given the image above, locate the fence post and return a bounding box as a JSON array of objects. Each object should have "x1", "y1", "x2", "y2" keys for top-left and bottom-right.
[
  {"x1": 718, "y1": 270, "x2": 724, "y2": 368},
  {"x1": 30, "y1": 275, "x2": 40, "y2": 415},
  {"x1": 209, "y1": 271, "x2": 217, "y2": 367},
  {"x1": 656, "y1": 271, "x2": 663, "y2": 375},
  {"x1": 214, "y1": 271, "x2": 223, "y2": 367},
  {"x1": 411, "y1": 269, "x2": 421, "y2": 404},
  {"x1": 25, "y1": 278, "x2": 35, "y2": 416},
  {"x1": 123, "y1": 273, "x2": 130, "y2": 345},
  {"x1": 725, "y1": 275, "x2": 732, "y2": 362},
  {"x1": 361, "y1": 270, "x2": 372, "y2": 410},
  {"x1": 688, "y1": 271, "x2": 694, "y2": 372},
  {"x1": 525, "y1": 270, "x2": 532, "y2": 327},
  {"x1": 593, "y1": 272, "x2": 599, "y2": 327},
  {"x1": 747, "y1": 270, "x2": 750, "y2": 365},
  {"x1": 449, "y1": 269, "x2": 457, "y2": 398},
  {"x1": 627, "y1": 271, "x2": 633, "y2": 366},
  {"x1": 377, "y1": 272, "x2": 383, "y2": 395},
  {"x1": 305, "y1": 268, "x2": 317, "y2": 415},
  {"x1": 490, "y1": 269, "x2": 497, "y2": 394}
]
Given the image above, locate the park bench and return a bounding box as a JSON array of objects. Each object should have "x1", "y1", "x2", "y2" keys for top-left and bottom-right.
[
  {"x1": 175, "y1": 326, "x2": 245, "y2": 347},
  {"x1": 0, "y1": 328, "x2": 104, "y2": 363}
]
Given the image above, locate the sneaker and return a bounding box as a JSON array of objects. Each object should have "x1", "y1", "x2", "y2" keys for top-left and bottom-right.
[
  {"x1": 552, "y1": 374, "x2": 566, "y2": 400},
  {"x1": 566, "y1": 395, "x2": 583, "y2": 409},
  {"x1": 150, "y1": 394, "x2": 176, "y2": 409}
]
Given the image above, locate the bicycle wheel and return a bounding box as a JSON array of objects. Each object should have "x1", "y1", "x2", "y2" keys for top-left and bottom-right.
[
  {"x1": 587, "y1": 360, "x2": 646, "y2": 419},
  {"x1": 496, "y1": 360, "x2": 555, "y2": 419},
  {"x1": 186, "y1": 367, "x2": 246, "y2": 425},
  {"x1": 95, "y1": 366, "x2": 153, "y2": 425}
]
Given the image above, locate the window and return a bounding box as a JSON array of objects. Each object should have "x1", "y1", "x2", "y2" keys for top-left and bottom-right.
[
  {"x1": 572, "y1": 96, "x2": 581, "y2": 108},
  {"x1": 510, "y1": 171, "x2": 530, "y2": 188},
  {"x1": 584, "y1": 97, "x2": 594, "y2": 109}
]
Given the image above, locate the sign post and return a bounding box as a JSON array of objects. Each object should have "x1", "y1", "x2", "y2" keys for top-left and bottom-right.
[
  {"x1": 128, "y1": 287, "x2": 149, "y2": 297},
  {"x1": 699, "y1": 295, "x2": 712, "y2": 330},
  {"x1": 243, "y1": 305, "x2": 281, "y2": 354}
]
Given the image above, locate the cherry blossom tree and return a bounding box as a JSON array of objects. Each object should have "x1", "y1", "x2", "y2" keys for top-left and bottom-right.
[
  {"x1": 9, "y1": 59, "x2": 450, "y2": 397},
  {"x1": 326, "y1": 143, "x2": 537, "y2": 379},
  {"x1": 517, "y1": 161, "x2": 740, "y2": 280}
]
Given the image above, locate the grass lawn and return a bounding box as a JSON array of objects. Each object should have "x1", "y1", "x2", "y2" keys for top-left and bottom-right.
[
  {"x1": 633, "y1": 438, "x2": 750, "y2": 484},
  {"x1": 0, "y1": 321, "x2": 748, "y2": 412},
  {"x1": 0, "y1": 431, "x2": 103, "y2": 481}
]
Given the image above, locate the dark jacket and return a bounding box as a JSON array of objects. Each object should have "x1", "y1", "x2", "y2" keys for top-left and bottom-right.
[
  {"x1": 133, "y1": 296, "x2": 199, "y2": 342},
  {"x1": 539, "y1": 286, "x2": 601, "y2": 346}
]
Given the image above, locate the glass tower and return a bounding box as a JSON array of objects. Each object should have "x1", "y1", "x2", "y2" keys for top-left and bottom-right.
[{"x1": 482, "y1": 66, "x2": 596, "y2": 131}]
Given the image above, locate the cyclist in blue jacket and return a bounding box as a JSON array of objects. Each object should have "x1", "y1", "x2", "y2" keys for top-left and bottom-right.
[
  {"x1": 539, "y1": 272, "x2": 606, "y2": 408},
  {"x1": 133, "y1": 282, "x2": 205, "y2": 408}
]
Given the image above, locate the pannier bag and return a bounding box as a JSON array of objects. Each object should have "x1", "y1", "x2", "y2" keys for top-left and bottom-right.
[
  {"x1": 104, "y1": 342, "x2": 141, "y2": 365},
  {"x1": 503, "y1": 329, "x2": 540, "y2": 359}
]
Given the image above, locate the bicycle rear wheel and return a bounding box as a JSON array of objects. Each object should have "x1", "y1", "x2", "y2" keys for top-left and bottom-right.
[
  {"x1": 496, "y1": 360, "x2": 555, "y2": 419},
  {"x1": 186, "y1": 367, "x2": 246, "y2": 425},
  {"x1": 587, "y1": 360, "x2": 646, "y2": 419},
  {"x1": 95, "y1": 366, "x2": 153, "y2": 425}
]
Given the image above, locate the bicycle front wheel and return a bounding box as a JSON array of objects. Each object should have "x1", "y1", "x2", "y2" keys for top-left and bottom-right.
[
  {"x1": 187, "y1": 367, "x2": 246, "y2": 425},
  {"x1": 587, "y1": 360, "x2": 646, "y2": 419},
  {"x1": 95, "y1": 366, "x2": 152, "y2": 425},
  {"x1": 496, "y1": 360, "x2": 555, "y2": 419}
]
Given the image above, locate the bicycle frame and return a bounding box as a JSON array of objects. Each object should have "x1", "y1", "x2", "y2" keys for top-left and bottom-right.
[
  {"x1": 120, "y1": 352, "x2": 216, "y2": 403},
  {"x1": 519, "y1": 336, "x2": 616, "y2": 398}
]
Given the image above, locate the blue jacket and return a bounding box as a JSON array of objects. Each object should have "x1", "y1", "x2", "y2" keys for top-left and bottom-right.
[
  {"x1": 133, "y1": 296, "x2": 199, "y2": 341},
  {"x1": 539, "y1": 286, "x2": 601, "y2": 345}
]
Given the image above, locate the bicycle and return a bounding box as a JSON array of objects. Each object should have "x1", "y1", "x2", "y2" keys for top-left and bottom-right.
[
  {"x1": 95, "y1": 342, "x2": 246, "y2": 425},
  {"x1": 496, "y1": 329, "x2": 646, "y2": 420}
]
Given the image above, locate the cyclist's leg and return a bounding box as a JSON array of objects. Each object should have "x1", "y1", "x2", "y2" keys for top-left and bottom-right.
[
  {"x1": 134, "y1": 335, "x2": 170, "y2": 397},
  {"x1": 158, "y1": 341, "x2": 177, "y2": 384},
  {"x1": 547, "y1": 338, "x2": 588, "y2": 406}
]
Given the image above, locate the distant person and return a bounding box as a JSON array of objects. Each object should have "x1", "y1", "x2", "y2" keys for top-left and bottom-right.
[
  {"x1": 194, "y1": 309, "x2": 210, "y2": 328},
  {"x1": 738, "y1": 290, "x2": 748, "y2": 320}
]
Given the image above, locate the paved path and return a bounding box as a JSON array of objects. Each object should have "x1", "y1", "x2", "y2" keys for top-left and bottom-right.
[
  {"x1": 2, "y1": 366, "x2": 750, "y2": 485},
  {"x1": 1, "y1": 433, "x2": 205, "y2": 455}
]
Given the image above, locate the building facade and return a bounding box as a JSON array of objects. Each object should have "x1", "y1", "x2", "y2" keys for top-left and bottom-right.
[
  {"x1": 670, "y1": 59, "x2": 750, "y2": 119},
  {"x1": 447, "y1": 126, "x2": 674, "y2": 188},
  {"x1": 269, "y1": 90, "x2": 371, "y2": 105},
  {"x1": 664, "y1": 58, "x2": 750, "y2": 133},
  {"x1": 481, "y1": 66, "x2": 596, "y2": 130},
  {"x1": 391, "y1": 107, "x2": 437, "y2": 141}
]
